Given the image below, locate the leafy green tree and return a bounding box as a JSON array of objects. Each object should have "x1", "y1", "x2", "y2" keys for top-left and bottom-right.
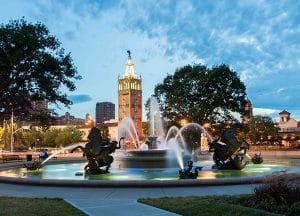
[
  {"x1": 238, "y1": 115, "x2": 279, "y2": 145},
  {"x1": 0, "y1": 18, "x2": 81, "y2": 123},
  {"x1": 151, "y1": 64, "x2": 247, "y2": 126},
  {"x1": 54, "y1": 127, "x2": 83, "y2": 147},
  {"x1": 13, "y1": 129, "x2": 41, "y2": 150},
  {"x1": 43, "y1": 129, "x2": 59, "y2": 148}
]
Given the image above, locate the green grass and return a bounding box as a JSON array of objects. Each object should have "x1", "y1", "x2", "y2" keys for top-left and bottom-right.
[
  {"x1": 138, "y1": 195, "x2": 281, "y2": 216},
  {"x1": 0, "y1": 197, "x2": 86, "y2": 216}
]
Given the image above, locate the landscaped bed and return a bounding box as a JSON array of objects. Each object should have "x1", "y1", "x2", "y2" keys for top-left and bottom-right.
[
  {"x1": 139, "y1": 195, "x2": 279, "y2": 216},
  {"x1": 139, "y1": 172, "x2": 300, "y2": 216},
  {"x1": 0, "y1": 197, "x2": 86, "y2": 216}
]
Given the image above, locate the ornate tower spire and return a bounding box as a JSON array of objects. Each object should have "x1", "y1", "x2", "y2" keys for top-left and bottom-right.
[{"x1": 123, "y1": 50, "x2": 137, "y2": 78}]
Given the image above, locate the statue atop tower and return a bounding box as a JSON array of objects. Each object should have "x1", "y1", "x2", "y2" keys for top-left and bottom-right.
[{"x1": 122, "y1": 50, "x2": 138, "y2": 79}]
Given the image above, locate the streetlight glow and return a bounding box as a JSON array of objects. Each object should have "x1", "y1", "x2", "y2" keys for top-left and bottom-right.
[{"x1": 180, "y1": 119, "x2": 188, "y2": 126}]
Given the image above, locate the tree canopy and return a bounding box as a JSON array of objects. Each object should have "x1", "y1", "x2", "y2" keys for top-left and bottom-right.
[
  {"x1": 152, "y1": 64, "x2": 247, "y2": 126},
  {"x1": 237, "y1": 115, "x2": 279, "y2": 145},
  {"x1": 0, "y1": 18, "x2": 81, "y2": 120}
]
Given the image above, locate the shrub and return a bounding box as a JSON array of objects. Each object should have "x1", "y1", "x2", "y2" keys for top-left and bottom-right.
[
  {"x1": 287, "y1": 201, "x2": 300, "y2": 216},
  {"x1": 253, "y1": 171, "x2": 300, "y2": 214}
]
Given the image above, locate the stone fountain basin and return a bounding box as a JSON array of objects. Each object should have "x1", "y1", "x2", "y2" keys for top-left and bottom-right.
[
  {"x1": 0, "y1": 159, "x2": 299, "y2": 187},
  {"x1": 115, "y1": 149, "x2": 180, "y2": 168}
]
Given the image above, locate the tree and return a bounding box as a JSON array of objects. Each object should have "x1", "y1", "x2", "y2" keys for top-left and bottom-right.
[
  {"x1": 54, "y1": 127, "x2": 83, "y2": 147},
  {"x1": 0, "y1": 18, "x2": 81, "y2": 122},
  {"x1": 151, "y1": 64, "x2": 247, "y2": 126},
  {"x1": 239, "y1": 115, "x2": 279, "y2": 145}
]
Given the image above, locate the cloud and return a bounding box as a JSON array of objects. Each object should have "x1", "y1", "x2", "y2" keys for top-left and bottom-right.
[
  {"x1": 253, "y1": 108, "x2": 279, "y2": 116},
  {"x1": 2, "y1": 0, "x2": 300, "y2": 120},
  {"x1": 68, "y1": 94, "x2": 93, "y2": 104}
]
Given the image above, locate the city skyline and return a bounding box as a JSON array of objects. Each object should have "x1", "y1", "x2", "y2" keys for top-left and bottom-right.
[{"x1": 1, "y1": 0, "x2": 300, "y2": 121}]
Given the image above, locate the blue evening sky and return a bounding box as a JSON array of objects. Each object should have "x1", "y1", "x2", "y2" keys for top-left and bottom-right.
[{"x1": 1, "y1": 0, "x2": 300, "y2": 121}]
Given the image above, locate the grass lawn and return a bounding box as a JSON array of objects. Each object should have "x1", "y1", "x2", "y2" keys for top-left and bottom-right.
[
  {"x1": 0, "y1": 197, "x2": 86, "y2": 216},
  {"x1": 138, "y1": 195, "x2": 281, "y2": 216}
]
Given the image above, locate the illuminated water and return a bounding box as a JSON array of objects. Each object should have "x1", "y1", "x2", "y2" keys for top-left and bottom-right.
[{"x1": 0, "y1": 160, "x2": 299, "y2": 181}]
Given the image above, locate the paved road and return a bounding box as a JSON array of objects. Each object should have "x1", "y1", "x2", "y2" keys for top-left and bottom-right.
[{"x1": 0, "y1": 182, "x2": 256, "y2": 215}]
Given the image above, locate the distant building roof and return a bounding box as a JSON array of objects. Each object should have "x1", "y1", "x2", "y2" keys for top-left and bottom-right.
[{"x1": 279, "y1": 110, "x2": 291, "y2": 115}]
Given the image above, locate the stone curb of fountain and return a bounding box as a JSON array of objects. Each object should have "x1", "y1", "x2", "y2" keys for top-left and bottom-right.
[{"x1": 0, "y1": 174, "x2": 265, "y2": 187}]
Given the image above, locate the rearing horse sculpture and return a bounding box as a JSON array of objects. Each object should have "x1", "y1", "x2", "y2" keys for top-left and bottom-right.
[
  {"x1": 209, "y1": 129, "x2": 249, "y2": 170},
  {"x1": 71, "y1": 127, "x2": 124, "y2": 174}
]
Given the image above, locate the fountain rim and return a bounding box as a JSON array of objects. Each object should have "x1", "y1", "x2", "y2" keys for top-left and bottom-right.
[{"x1": 0, "y1": 160, "x2": 283, "y2": 188}]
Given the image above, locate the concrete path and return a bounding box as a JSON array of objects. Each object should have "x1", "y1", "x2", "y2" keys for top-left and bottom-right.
[{"x1": 0, "y1": 182, "x2": 256, "y2": 216}]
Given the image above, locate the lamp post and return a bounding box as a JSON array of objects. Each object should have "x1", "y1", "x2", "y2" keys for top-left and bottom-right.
[
  {"x1": 9, "y1": 111, "x2": 26, "y2": 152},
  {"x1": 2, "y1": 120, "x2": 6, "y2": 151},
  {"x1": 10, "y1": 111, "x2": 14, "y2": 152}
]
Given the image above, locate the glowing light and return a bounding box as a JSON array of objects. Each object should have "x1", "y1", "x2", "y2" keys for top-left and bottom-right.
[
  {"x1": 180, "y1": 119, "x2": 188, "y2": 126},
  {"x1": 203, "y1": 123, "x2": 210, "y2": 128}
]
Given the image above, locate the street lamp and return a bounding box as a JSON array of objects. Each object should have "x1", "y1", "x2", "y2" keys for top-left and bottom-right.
[
  {"x1": 9, "y1": 110, "x2": 29, "y2": 152},
  {"x1": 203, "y1": 123, "x2": 210, "y2": 129},
  {"x1": 180, "y1": 119, "x2": 188, "y2": 127},
  {"x1": 10, "y1": 110, "x2": 14, "y2": 152}
]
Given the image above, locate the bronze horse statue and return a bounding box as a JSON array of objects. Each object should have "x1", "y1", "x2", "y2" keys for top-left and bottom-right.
[
  {"x1": 71, "y1": 127, "x2": 124, "y2": 174},
  {"x1": 209, "y1": 129, "x2": 249, "y2": 170}
]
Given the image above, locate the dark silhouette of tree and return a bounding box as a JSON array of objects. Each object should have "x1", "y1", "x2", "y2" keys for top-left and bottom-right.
[
  {"x1": 0, "y1": 18, "x2": 81, "y2": 123},
  {"x1": 151, "y1": 64, "x2": 247, "y2": 126}
]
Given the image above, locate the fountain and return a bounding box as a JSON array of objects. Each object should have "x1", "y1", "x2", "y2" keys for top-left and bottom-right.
[
  {"x1": 4, "y1": 96, "x2": 296, "y2": 187},
  {"x1": 114, "y1": 97, "x2": 212, "y2": 169}
]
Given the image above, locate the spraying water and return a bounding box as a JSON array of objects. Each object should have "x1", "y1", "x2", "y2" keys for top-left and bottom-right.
[
  {"x1": 176, "y1": 123, "x2": 213, "y2": 143},
  {"x1": 118, "y1": 117, "x2": 140, "y2": 148},
  {"x1": 149, "y1": 96, "x2": 165, "y2": 138},
  {"x1": 41, "y1": 142, "x2": 85, "y2": 165},
  {"x1": 167, "y1": 138, "x2": 184, "y2": 169},
  {"x1": 116, "y1": 96, "x2": 214, "y2": 169}
]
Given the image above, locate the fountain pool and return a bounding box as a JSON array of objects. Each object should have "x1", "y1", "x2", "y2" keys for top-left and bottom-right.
[{"x1": 0, "y1": 160, "x2": 299, "y2": 183}]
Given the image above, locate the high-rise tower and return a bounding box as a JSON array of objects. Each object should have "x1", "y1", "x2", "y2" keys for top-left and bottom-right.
[
  {"x1": 118, "y1": 51, "x2": 143, "y2": 137},
  {"x1": 95, "y1": 102, "x2": 115, "y2": 124}
]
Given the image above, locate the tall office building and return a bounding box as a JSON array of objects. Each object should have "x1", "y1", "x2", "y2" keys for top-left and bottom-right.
[
  {"x1": 118, "y1": 51, "x2": 143, "y2": 137},
  {"x1": 95, "y1": 102, "x2": 115, "y2": 124}
]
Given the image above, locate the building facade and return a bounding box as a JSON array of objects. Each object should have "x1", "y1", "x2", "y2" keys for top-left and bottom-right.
[
  {"x1": 95, "y1": 102, "x2": 115, "y2": 124},
  {"x1": 54, "y1": 112, "x2": 85, "y2": 126},
  {"x1": 277, "y1": 110, "x2": 300, "y2": 147},
  {"x1": 118, "y1": 51, "x2": 143, "y2": 137}
]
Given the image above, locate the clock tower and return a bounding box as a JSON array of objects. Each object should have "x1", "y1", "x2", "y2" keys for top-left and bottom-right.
[{"x1": 118, "y1": 51, "x2": 143, "y2": 138}]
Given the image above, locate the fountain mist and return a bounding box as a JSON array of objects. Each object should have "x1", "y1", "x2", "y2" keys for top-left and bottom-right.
[{"x1": 118, "y1": 117, "x2": 140, "y2": 148}]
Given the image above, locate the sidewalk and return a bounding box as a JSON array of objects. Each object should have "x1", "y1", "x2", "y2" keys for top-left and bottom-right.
[{"x1": 0, "y1": 182, "x2": 256, "y2": 216}]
